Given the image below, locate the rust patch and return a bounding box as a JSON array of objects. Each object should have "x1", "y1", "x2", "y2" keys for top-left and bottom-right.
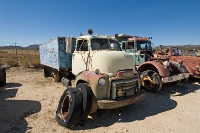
[{"x1": 116, "y1": 70, "x2": 134, "y2": 78}]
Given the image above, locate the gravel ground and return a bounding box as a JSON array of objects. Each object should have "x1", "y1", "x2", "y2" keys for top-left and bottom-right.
[{"x1": 0, "y1": 67, "x2": 200, "y2": 133}]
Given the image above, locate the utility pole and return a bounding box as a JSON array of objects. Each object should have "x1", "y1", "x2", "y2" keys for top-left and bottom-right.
[{"x1": 15, "y1": 42, "x2": 18, "y2": 67}]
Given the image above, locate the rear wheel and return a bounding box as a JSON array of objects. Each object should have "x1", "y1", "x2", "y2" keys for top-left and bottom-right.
[
  {"x1": 140, "y1": 70, "x2": 162, "y2": 93},
  {"x1": 56, "y1": 87, "x2": 83, "y2": 128},
  {"x1": 52, "y1": 70, "x2": 61, "y2": 82},
  {"x1": 43, "y1": 66, "x2": 52, "y2": 77}
]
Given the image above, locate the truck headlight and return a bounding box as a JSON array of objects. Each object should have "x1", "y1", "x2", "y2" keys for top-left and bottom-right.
[
  {"x1": 196, "y1": 66, "x2": 200, "y2": 70},
  {"x1": 98, "y1": 78, "x2": 106, "y2": 86},
  {"x1": 163, "y1": 61, "x2": 170, "y2": 67}
]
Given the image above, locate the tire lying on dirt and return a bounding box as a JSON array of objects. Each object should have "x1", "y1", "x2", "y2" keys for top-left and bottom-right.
[
  {"x1": 56, "y1": 87, "x2": 83, "y2": 128},
  {"x1": 76, "y1": 83, "x2": 93, "y2": 122},
  {"x1": 140, "y1": 70, "x2": 162, "y2": 93}
]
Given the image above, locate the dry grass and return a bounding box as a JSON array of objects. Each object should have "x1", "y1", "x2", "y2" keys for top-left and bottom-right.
[
  {"x1": 4, "y1": 57, "x2": 18, "y2": 67},
  {"x1": 0, "y1": 49, "x2": 41, "y2": 68}
]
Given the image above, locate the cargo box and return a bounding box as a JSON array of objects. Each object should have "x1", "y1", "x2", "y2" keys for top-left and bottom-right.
[{"x1": 39, "y1": 37, "x2": 76, "y2": 70}]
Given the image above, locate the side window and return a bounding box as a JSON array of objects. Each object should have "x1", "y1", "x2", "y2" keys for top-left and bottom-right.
[
  {"x1": 172, "y1": 48, "x2": 176, "y2": 55},
  {"x1": 127, "y1": 42, "x2": 134, "y2": 49},
  {"x1": 178, "y1": 48, "x2": 182, "y2": 55},
  {"x1": 76, "y1": 40, "x2": 88, "y2": 51},
  {"x1": 122, "y1": 43, "x2": 125, "y2": 49}
]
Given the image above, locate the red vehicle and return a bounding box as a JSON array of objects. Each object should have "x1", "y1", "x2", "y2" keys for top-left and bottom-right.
[{"x1": 154, "y1": 46, "x2": 200, "y2": 79}]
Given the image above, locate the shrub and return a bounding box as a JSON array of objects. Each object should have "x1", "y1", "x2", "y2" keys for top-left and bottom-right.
[
  {"x1": 20, "y1": 55, "x2": 41, "y2": 68},
  {"x1": 4, "y1": 57, "x2": 18, "y2": 67}
]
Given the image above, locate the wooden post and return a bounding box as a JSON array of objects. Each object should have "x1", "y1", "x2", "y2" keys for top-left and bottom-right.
[{"x1": 15, "y1": 42, "x2": 18, "y2": 67}]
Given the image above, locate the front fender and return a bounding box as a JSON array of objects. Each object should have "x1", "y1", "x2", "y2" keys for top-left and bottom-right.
[
  {"x1": 137, "y1": 61, "x2": 170, "y2": 77},
  {"x1": 75, "y1": 70, "x2": 109, "y2": 100},
  {"x1": 183, "y1": 64, "x2": 196, "y2": 76}
]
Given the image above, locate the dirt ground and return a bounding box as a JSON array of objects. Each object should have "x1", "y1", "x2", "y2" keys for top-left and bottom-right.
[{"x1": 0, "y1": 67, "x2": 200, "y2": 133}]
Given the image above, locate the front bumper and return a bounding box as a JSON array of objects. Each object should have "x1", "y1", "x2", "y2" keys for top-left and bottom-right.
[
  {"x1": 194, "y1": 75, "x2": 200, "y2": 78},
  {"x1": 162, "y1": 73, "x2": 189, "y2": 83},
  {"x1": 97, "y1": 91, "x2": 145, "y2": 109}
]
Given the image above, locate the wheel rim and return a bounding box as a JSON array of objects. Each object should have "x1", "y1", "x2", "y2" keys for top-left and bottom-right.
[
  {"x1": 142, "y1": 76, "x2": 155, "y2": 89},
  {"x1": 59, "y1": 94, "x2": 71, "y2": 120}
]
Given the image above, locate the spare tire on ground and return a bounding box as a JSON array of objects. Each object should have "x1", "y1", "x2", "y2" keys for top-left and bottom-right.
[
  {"x1": 56, "y1": 87, "x2": 83, "y2": 128},
  {"x1": 76, "y1": 83, "x2": 93, "y2": 122}
]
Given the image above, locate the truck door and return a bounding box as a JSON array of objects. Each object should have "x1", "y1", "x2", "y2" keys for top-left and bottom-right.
[{"x1": 72, "y1": 39, "x2": 90, "y2": 75}]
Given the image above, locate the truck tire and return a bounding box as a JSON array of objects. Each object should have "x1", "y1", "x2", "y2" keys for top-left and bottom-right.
[
  {"x1": 52, "y1": 70, "x2": 61, "y2": 82},
  {"x1": 56, "y1": 87, "x2": 83, "y2": 128},
  {"x1": 44, "y1": 66, "x2": 52, "y2": 77},
  {"x1": 140, "y1": 70, "x2": 162, "y2": 93},
  {"x1": 76, "y1": 83, "x2": 93, "y2": 122},
  {"x1": 89, "y1": 95, "x2": 98, "y2": 114}
]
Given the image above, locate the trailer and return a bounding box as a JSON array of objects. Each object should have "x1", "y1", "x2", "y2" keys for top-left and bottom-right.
[{"x1": 39, "y1": 37, "x2": 76, "y2": 82}]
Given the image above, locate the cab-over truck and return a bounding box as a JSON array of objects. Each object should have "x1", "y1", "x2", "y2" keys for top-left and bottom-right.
[
  {"x1": 115, "y1": 34, "x2": 189, "y2": 93},
  {"x1": 39, "y1": 30, "x2": 145, "y2": 128}
]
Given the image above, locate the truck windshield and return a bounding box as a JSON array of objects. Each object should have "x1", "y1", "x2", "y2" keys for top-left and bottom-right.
[
  {"x1": 136, "y1": 41, "x2": 152, "y2": 50},
  {"x1": 91, "y1": 38, "x2": 122, "y2": 51}
]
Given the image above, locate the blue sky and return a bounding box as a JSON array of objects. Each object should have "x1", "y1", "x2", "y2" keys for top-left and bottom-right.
[{"x1": 0, "y1": 0, "x2": 199, "y2": 47}]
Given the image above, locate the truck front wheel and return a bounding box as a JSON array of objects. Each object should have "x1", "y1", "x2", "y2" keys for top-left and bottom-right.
[
  {"x1": 76, "y1": 83, "x2": 93, "y2": 122},
  {"x1": 140, "y1": 70, "x2": 162, "y2": 93}
]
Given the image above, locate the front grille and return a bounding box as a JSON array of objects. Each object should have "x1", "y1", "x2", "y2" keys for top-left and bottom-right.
[{"x1": 111, "y1": 78, "x2": 139, "y2": 99}]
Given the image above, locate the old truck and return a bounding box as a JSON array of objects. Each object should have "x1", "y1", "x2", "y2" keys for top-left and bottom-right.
[
  {"x1": 154, "y1": 46, "x2": 200, "y2": 79},
  {"x1": 115, "y1": 34, "x2": 189, "y2": 93},
  {"x1": 39, "y1": 30, "x2": 145, "y2": 128}
]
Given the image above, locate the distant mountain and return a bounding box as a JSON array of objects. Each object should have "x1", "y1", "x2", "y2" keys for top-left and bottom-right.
[
  {"x1": 26, "y1": 44, "x2": 39, "y2": 49},
  {"x1": 0, "y1": 44, "x2": 40, "y2": 50}
]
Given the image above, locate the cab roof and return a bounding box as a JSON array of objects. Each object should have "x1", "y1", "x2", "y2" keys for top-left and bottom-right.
[{"x1": 78, "y1": 34, "x2": 115, "y2": 40}]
